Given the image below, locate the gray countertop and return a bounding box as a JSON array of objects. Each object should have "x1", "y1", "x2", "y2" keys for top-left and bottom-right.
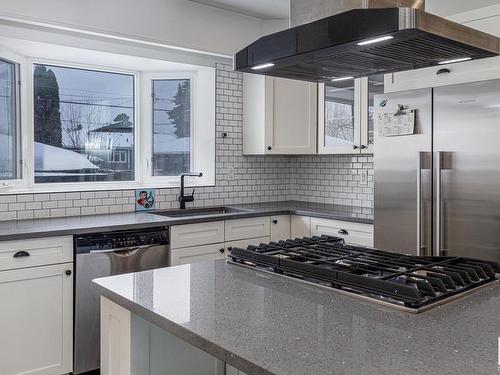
[
  {"x1": 94, "y1": 260, "x2": 500, "y2": 375},
  {"x1": 0, "y1": 201, "x2": 373, "y2": 241}
]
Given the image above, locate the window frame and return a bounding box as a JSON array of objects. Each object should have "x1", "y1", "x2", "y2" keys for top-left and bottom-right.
[
  {"x1": 318, "y1": 79, "x2": 362, "y2": 155},
  {"x1": 0, "y1": 48, "x2": 216, "y2": 194},
  {"x1": 141, "y1": 71, "x2": 215, "y2": 187},
  {"x1": 25, "y1": 59, "x2": 140, "y2": 191},
  {"x1": 0, "y1": 49, "x2": 27, "y2": 189}
]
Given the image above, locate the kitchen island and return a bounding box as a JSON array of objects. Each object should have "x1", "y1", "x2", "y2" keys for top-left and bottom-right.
[{"x1": 94, "y1": 260, "x2": 500, "y2": 375}]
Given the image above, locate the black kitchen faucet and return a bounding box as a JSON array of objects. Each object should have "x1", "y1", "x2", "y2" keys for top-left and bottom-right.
[{"x1": 179, "y1": 172, "x2": 203, "y2": 209}]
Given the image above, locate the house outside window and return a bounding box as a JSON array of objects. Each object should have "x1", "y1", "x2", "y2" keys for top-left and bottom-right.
[
  {"x1": 33, "y1": 64, "x2": 135, "y2": 183},
  {"x1": 0, "y1": 38, "x2": 216, "y2": 193}
]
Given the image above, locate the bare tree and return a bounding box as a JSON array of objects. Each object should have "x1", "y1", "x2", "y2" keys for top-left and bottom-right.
[{"x1": 325, "y1": 102, "x2": 354, "y2": 141}]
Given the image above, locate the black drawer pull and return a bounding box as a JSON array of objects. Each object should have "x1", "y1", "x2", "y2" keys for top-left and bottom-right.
[
  {"x1": 13, "y1": 251, "x2": 30, "y2": 258},
  {"x1": 338, "y1": 229, "x2": 349, "y2": 235}
]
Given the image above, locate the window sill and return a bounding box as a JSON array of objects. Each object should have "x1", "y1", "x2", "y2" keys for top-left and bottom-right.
[{"x1": 0, "y1": 180, "x2": 216, "y2": 195}]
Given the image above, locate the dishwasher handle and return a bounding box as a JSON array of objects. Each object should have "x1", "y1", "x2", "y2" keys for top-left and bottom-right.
[{"x1": 89, "y1": 244, "x2": 160, "y2": 255}]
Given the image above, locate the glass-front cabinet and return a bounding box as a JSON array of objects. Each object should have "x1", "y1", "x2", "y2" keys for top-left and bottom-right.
[{"x1": 318, "y1": 75, "x2": 384, "y2": 154}]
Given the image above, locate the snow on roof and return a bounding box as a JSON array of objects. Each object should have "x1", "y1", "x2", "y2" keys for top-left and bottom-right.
[
  {"x1": 325, "y1": 136, "x2": 355, "y2": 148},
  {"x1": 35, "y1": 142, "x2": 99, "y2": 171}
]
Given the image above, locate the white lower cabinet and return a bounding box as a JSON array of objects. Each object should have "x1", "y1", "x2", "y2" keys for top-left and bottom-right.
[
  {"x1": 170, "y1": 243, "x2": 226, "y2": 266},
  {"x1": 270, "y1": 215, "x2": 290, "y2": 242},
  {"x1": 310, "y1": 217, "x2": 374, "y2": 247},
  {"x1": 225, "y1": 217, "x2": 270, "y2": 242},
  {"x1": 290, "y1": 215, "x2": 311, "y2": 239},
  {"x1": 0, "y1": 262, "x2": 73, "y2": 375},
  {"x1": 170, "y1": 221, "x2": 225, "y2": 249}
]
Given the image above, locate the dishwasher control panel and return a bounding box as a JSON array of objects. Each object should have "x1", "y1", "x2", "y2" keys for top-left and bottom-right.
[{"x1": 75, "y1": 227, "x2": 169, "y2": 253}]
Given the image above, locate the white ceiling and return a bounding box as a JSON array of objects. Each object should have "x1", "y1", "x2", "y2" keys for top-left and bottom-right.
[
  {"x1": 189, "y1": 0, "x2": 289, "y2": 19},
  {"x1": 427, "y1": 0, "x2": 500, "y2": 15}
]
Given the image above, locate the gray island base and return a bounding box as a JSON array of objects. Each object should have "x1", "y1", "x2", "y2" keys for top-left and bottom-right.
[{"x1": 94, "y1": 260, "x2": 500, "y2": 375}]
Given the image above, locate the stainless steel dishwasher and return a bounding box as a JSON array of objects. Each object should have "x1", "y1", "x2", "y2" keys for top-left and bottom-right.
[{"x1": 74, "y1": 226, "x2": 169, "y2": 374}]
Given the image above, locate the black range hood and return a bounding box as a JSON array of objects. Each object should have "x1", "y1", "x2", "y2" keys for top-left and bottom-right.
[{"x1": 234, "y1": 7, "x2": 500, "y2": 82}]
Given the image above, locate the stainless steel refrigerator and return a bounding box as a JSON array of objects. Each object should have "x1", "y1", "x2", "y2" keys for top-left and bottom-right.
[{"x1": 374, "y1": 79, "x2": 500, "y2": 263}]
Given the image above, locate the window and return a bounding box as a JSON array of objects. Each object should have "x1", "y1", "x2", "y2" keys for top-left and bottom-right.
[
  {"x1": 324, "y1": 79, "x2": 356, "y2": 148},
  {"x1": 33, "y1": 64, "x2": 135, "y2": 183},
  {"x1": 0, "y1": 36, "x2": 216, "y2": 193},
  {"x1": 152, "y1": 79, "x2": 191, "y2": 177},
  {"x1": 142, "y1": 70, "x2": 215, "y2": 187},
  {"x1": 0, "y1": 58, "x2": 20, "y2": 180}
]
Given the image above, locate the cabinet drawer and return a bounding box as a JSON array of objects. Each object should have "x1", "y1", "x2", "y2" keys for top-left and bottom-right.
[
  {"x1": 170, "y1": 243, "x2": 226, "y2": 266},
  {"x1": 170, "y1": 221, "x2": 225, "y2": 249},
  {"x1": 311, "y1": 218, "x2": 373, "y2": 247},
  {"x1": 225, "y1": 217, "x2": 270, "y2": 241},
  {"x1": 0, "y1": 236, "x2": 73, "y2": 271}
]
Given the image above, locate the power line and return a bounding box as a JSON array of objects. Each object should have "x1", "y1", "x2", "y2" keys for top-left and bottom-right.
[{"x1": 35, "y1": 98, "x2": 134, "y2": 110}]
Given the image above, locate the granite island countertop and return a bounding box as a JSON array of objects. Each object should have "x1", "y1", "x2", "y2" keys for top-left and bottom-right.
[
  {"x1": 0, "y1": 201, "x2": 373, "y2": 241},
  {"x1": 94, "y1": 260, "x2": 500, "y2": 375}
]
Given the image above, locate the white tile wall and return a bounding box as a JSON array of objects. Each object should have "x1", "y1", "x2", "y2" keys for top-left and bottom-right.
[{"x1": 0, "y1": 64, "x2": 373, "y2": 222}]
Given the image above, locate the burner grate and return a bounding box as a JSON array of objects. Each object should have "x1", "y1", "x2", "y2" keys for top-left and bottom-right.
[{"x1": 229, "y1": 236, "x2": 500, "y2": 310}]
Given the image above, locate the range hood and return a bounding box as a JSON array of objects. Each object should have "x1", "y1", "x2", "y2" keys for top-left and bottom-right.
[{"x1": 234, "y1": 0, "x2": 500, "y2": 82}]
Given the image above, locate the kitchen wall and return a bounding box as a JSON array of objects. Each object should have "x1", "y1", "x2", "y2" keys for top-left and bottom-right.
[{"x1": 0, "y1": 64, "x2": 373, "y2": 221}]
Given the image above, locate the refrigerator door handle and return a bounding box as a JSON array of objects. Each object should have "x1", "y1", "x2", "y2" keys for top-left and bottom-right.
[
  {"x1": 417, "y1": 152, "x2": 423, "y2": 256},
  {"x1": 436, "y1": 151, "x2": 447, "y2": 257}
]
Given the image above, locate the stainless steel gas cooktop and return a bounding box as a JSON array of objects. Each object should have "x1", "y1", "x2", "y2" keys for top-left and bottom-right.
[{"x1": 228, "y1": 236, "x2": 500, "y2": 313}]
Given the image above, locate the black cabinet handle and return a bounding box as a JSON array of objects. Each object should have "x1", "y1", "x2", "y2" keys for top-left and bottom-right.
[
  {"x1": 65, "y1": 270, "x2": 72, "y2": 276},
  {"x1": 353, "y1": 145, "x2": 359, "y2": 150},
  {"x1": 13, "y1": 251, "x2": 30, "y2": 258},
  {"x1": 272, "y1": 220, "x2": 278, "y2": 224},
  {"x1": 219, "y1": 248, "x2": 225, "y2": 254},
  {"x1": 227, "y1": 247, "x2": 233, "y2": 252},
  {"x1": 360, "y1": 145, "x2": 367, "y2": 150},
  {"x1": 437, "y1": 68, "x2": 451, "y2": 75},
  {"x1": 338, "y1": 229, "x2": 349, "y2": 235},
  {"x1": 267, "y1": 146, "x2": 272, "y2": 151}
]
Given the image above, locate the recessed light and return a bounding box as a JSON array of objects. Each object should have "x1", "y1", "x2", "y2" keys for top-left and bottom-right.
[
  {"x1": 331, "y1": 76, "x2": 354, "y2": 82},
  {"x1": 251, "y1": 63, "x2": 275, "y2": 70},
  {"x1": 357, "y1": 35, "x2": 394, "y2": 46},
  {"x1": 438, "y1": 57, "x2": 472, "y2": 65}
]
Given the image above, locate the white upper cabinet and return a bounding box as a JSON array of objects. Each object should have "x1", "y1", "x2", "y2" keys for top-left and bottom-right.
[
  {"x1": 385, "y1": 6, "x2": 500, "y2": 92},
  {"x1": 318, "y1": 75, "x2": 383, "y2": 154},
  {"x1": 243, "y1": 74, "x2": 317, "y2": 155}
]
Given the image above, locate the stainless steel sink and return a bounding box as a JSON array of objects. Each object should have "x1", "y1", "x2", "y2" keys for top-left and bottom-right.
[{"x1": 149, "y1": 206, "x2": 253, "y2": 218}]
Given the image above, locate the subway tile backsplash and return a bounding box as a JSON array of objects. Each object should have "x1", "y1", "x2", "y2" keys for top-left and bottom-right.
[{"x1": 0, "y1": 64, "x2": 373, "y2": 221}]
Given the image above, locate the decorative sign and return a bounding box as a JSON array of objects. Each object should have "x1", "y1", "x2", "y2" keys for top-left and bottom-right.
[
  {"x1": 376, "y1": 104, "x2": 416, "y2": 137},
  {"x1": 135, "y1": 189, "x2": 156, "y2": 211}
]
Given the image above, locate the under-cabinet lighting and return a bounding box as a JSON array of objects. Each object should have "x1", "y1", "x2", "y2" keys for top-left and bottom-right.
[
  {"x1": 251, "y1": 63, "x2": 275, "y2": 70},
  {"x1": 331, "y1": 76, "x2": 354, "y2": 82},
  {"x1": 357, "y1": 35, "x2": 394, "y2": 46},
  {"x1": 438, "y1": 57, "x2": 472, "y2": 65}
]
